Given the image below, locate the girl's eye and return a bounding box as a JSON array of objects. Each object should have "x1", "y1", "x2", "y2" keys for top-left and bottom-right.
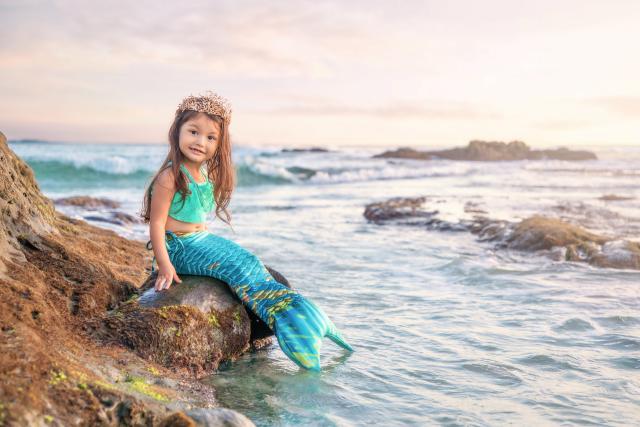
[
  {"x1": 190, "y1": 130, "x2": 197, "y2": 135},
  {"x1": 208, "y1": 136, "x2": 216, "y2": 141}
]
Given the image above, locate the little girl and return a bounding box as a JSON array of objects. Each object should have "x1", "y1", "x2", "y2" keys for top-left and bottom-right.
[{"x1": 140, "y1": 91, "x2": 353, "y2": 371}]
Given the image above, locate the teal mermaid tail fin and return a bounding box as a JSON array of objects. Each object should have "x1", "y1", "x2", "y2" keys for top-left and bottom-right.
[
  {"x1": 272, "y1": 296, "x2": 354, "y2": 371},
  {"x1": 326, "y1": 328, "x2": 353, "y2": 352}
]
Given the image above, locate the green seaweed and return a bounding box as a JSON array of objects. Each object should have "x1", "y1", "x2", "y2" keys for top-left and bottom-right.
[
  {"x1": 48, "y1": 369, "x2": 67, "y2": 386},
  {"x1": 124, "y1": 293, "x2": 140, "y2": 304},
  {"x1": 233, "y1": 307, "x2": 243, "y2": 324},
  {"x1": 208, "y1": 312, "x2": 220, "y2": 328},
  {"x1": 158, "y1": 305, "x2": 181, "y2": 319},
  {"x1": 93, "y1": 379, "x2": 117, "y2": 391},
  {"x1": 123, "y1": 374, "x2": 169, "y2": 402}
]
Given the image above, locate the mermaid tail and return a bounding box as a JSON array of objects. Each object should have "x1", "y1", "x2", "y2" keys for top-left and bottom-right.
[
  {"x1": 164, "y1": 230, "x2": 353, "y2": 371},
  {"x1": 271, "y1": 293, "x2": 354, "y2": 371}
]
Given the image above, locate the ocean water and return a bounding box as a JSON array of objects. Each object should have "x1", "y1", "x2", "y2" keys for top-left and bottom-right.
[{"x1": 9, "y1": 140, "x2": 640, "y2": 426}]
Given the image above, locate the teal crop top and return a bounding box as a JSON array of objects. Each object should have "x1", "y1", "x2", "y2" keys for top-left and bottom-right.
[{"x1": 151, "y1": 162, "x2": 215, "y2": 223}]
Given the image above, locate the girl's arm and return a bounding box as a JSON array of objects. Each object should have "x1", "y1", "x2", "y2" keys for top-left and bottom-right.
[{"x1": 149, "y1": 169, "x2": 182, "y2": 290}]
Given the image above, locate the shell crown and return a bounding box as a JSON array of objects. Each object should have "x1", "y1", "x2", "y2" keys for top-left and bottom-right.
[{"x1": 176, "y1": 90, "x2": 232, "y2": 125}]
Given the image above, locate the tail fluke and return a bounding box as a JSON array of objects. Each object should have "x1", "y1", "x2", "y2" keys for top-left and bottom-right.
[
  {"x1": 272, "y1": 295, "x2": 353, "y2": 371},
  {"x1": 326, "y1": 328, "x2": 354, "y2": 352}
]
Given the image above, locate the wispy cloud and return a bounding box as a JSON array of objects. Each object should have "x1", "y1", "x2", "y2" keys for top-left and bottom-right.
[
  {"x1": 529, "y1": 119, "x2": 593, "y2": 131},
  {"x1": 1, "y1": 0, "x2": 639, "y2": 146},
  {"x1": 261, "y1": 99, "x2": 500, "y2": 120},
  {"x1": 588, "y1": 96, "x2": 640, "y2": 118}
]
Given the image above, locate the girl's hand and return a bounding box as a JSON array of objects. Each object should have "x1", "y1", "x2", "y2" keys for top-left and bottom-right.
[{"x1": 155, "y1": 263, "x2": 183, "y2": 291}]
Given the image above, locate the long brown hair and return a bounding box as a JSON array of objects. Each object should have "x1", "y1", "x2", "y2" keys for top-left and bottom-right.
[{"x1": 140, "y1": 110, "x2": 235, "y2": 229}]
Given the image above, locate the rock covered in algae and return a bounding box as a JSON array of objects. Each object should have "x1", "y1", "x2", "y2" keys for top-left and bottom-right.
[{"x1": 90, "y1": 266, "x2": 292, "y2": 378}]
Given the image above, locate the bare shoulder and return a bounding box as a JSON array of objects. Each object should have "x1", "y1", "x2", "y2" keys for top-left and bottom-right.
[{"x1": 155, "y1": 167, "x2": 176, "y2": 191}]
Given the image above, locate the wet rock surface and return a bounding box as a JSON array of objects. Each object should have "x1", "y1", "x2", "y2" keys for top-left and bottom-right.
[
  {"x1": 364, "y1": 196, "x2": 640, "y2": 270},
  {"x1": 54, "y1": 195, "x2": 122, "y2": 209},
  {"x1": 84, "y1": 211, "x2": 142, "y2": 226},
  {"x1": 0, "y1": 131, "x2": 259, "y2": 425},
  {"x1": 374, "y1": 140, "x2": 597, "y2": 162},
  {"x1": 183, "y1": 408, "x2": 255, "y2": 427},
  {"x1": 363, "y1": 196, "x2": 468, "y2": 232}
]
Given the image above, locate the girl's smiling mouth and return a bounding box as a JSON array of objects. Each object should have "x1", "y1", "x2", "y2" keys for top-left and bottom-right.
[{"x1": 190, "y1": 147, "x2": 205, "y2": 155}]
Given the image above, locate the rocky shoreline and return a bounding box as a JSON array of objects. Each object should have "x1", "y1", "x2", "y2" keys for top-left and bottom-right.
[
  {"x1": 0, "y1": 132, "x2": 267, "y2": 425},
  {"x1": 364, "y1": 196, "x2": 640, "y2": 270},
  {"x1": 373, "y1": 140, "x2": 597, "y2": 161}
]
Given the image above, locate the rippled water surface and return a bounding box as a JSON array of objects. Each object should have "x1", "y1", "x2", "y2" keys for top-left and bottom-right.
[
  {"x1": 205, "y1": 190, "x2": 640, "y2": 427},
  {"x1": 10, "y1": 141, "x2": 640, "y2": 426}
]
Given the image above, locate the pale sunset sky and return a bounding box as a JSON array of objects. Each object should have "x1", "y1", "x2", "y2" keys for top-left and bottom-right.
[{"x1": 1, "y1": 0, "x2": 639, "y2": 148}]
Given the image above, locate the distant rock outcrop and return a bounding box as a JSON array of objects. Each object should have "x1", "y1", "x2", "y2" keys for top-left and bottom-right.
[
  {"x1": 373, "y1": 140, "x2": 597, "y2": 161},
  {"x1": 598, "y1": 194, "x2": 635, "y2": 202},
  {"x1": 281, "y1": 147, "x2": 329, "y2": 153},
  {"x1": 0, "y1": 131, "x2": 259, "y2": 425}
]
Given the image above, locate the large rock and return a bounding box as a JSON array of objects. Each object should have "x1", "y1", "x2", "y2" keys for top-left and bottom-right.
[
  {"x1": 90, "y1": 267, "x2": 291, "y2": 379},
  {"x1": 373, "y1": 140, "x2": 597, "y2": 161},
  {"x1": 0, "y1": 131, "x2": 259, "y2": 425},
  {"x1": 504, "y1": 216, "x2": 608, "y2": 251}
]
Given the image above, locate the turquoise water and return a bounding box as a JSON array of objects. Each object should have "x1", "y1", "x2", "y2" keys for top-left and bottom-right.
[{"x1": 9, "y1": 140, "x2": 640, "y2": 426}]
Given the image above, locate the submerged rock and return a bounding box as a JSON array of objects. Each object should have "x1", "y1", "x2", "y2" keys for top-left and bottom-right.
[
  {"x1": 363, "y1": 196, "x2": 639, "y2": 270},
  {"x1": 591, "y1": 240, "x2": 640, "y2": 270},
  {"x1": 374, "y1": 140, "x2": 597, "y2": 162},
  {"x1": 364, "y1": 196, "x2": 431, "y2": 223},
  {"x1": 184, "y1": 408, "x2": 255, "y2": 427}
]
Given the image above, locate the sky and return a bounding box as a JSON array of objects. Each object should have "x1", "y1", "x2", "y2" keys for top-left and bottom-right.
[{"x1": 1, "y1": 0, "x2": 639, "y2": 148}]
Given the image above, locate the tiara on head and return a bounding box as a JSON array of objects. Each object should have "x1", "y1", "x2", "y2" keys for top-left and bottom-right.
[{"x1": 175, "y1": 90, "x2": 233, "y2": 125}]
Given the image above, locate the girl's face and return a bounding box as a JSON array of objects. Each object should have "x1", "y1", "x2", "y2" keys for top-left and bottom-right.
[{"x1": 178, "y1": 112, "x2": 221, "y2": 164}]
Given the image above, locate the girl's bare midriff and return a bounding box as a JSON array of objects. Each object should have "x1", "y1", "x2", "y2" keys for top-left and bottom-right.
[{"x1": 165, "y1": 215, "x2": 207, "y2": 233}]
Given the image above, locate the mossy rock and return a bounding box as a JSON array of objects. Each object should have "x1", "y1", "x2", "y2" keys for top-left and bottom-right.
[
  {"x1": 90, "y1": 267, "x2": 292, "y2": 377},
  {"x1": 506, "y1": 216, "x2": 608, "y2": 251},
  {"x1": 137, "y1": 265, "x2": 291, "y2": 341}
]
